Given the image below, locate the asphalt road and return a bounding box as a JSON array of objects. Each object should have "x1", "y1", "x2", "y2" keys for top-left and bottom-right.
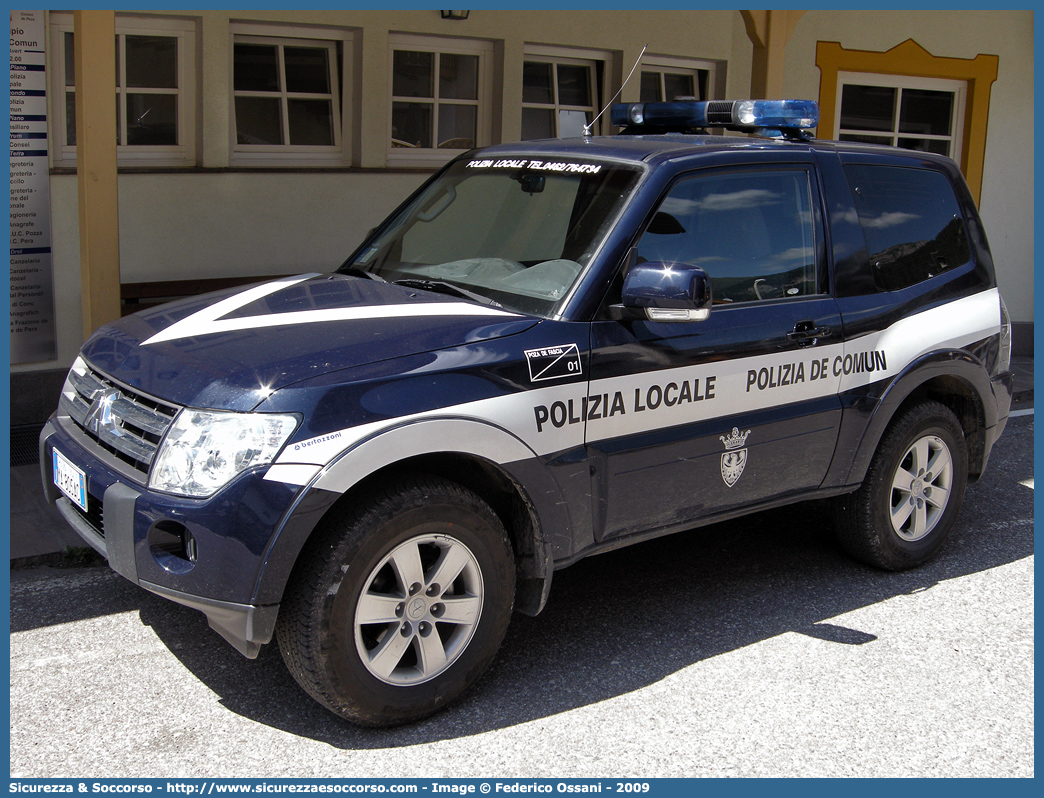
[{"x1": 9, "y1": 415, "x2": 1033, "y2": 778}]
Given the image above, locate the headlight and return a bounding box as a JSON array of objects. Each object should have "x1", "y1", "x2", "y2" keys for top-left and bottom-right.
[{"x1": 149, "y1": 410, "x2": 299, "y2": 498}]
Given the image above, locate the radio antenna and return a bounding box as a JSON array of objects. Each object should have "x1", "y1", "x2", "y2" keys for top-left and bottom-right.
[{"x1": 583, "y1": 43, "x2": 648, "y2": 138}]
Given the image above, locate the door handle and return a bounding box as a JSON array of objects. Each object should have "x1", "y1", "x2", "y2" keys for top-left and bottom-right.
[{"x1": 787, "y1": 321, "x2": 832, "y2": 347}]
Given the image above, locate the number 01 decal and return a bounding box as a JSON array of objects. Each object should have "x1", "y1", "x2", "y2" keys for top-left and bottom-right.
[{"x1": 525, "y1": 343, "x2": 582, "y2": 382}]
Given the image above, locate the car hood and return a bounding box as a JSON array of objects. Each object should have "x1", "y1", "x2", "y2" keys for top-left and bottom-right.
[{"x1": 80, "y1": 273, "x2": 538, "y2": 411}]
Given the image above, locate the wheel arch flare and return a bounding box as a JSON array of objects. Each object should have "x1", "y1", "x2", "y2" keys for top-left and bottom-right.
[
  {"x1": 252, "y1": 416, "x2": 562, "y2": 611},
  {"x1": 841, "y1": 350, "x2": 998, "y2": 488}
]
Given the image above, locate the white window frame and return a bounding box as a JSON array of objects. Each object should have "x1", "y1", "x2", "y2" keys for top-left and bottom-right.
[
  {"x1": 835, "y1": 71, "x2": 967, "y2": 160},
  {"x1": 387, "y1": 33, "x2": 493, "y2": 168},
  {"x1": 521, "y1": 44, "x2": 611, "y2": 139},
  {"x1": 49, "y1": 14, "x2": 197, "y2": 168},
  {"x1": 639, "y1": 54, "x2": 719, "y2": 102},
  {"x1": 229, "y1": 23, "x2": 353, "y2": 167}
]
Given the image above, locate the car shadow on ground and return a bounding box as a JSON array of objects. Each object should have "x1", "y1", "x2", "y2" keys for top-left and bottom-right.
[{"x1": 11, "y1": 418, "x2": 1033, "y2": 748}]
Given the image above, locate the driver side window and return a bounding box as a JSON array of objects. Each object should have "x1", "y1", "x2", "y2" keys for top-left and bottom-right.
[{"x1": 637, "y1": 168, "x2": 820, "y2": 303}]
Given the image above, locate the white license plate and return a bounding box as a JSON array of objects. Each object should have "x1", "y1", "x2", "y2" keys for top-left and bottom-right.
[{"x1": 53, "y1": 448, "x2": 88, "y2": 512}]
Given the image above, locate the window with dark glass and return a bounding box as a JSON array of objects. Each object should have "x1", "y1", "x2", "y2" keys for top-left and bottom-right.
[
  {"x1": 63, "y1": 32, "x2": 179, "y2": 146},
  {"x1": 636, "y1": 170, "x2": 819, "y2": 303},
  {"x1": 233, "y1": 38, "x2": 339, "y2": 147},
  {"x1": 839, "y1": 82, "x2": 957, "y2": 156},
  {"x1": 391, "y1": 49, "x2": 479, "y2": 149},
  {"x1": 521, "y1": 58, "x2": 598, "y2": 140},
  {"x1": 844, "y1": 164, "x2": 970, "y2": 291},
  {"x1": 639, "y1": 69, "x2": 709, "y2": 102}
]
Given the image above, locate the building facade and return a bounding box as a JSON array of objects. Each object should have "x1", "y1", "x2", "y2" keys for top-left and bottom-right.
[{"x1": 9, "y1": 9, "x2": 1033, "y2": 428}]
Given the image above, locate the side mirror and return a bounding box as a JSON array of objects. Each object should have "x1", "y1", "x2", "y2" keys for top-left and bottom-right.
[{"x1": 612, "y1": 260, "x2": 712, "y2": 322}]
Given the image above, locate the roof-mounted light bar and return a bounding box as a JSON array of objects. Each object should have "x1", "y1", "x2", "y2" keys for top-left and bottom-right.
[{"x1": 610, "y1": 99, "x2": 819, "y2": 139}]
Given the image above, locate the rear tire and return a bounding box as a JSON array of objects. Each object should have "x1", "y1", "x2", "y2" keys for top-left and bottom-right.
[
  {"x1": 835, "y1": 401, "x2": 968, "y2": 571},
  {"x1": 276, "y1": 474, "x2": 515, "y2": 726}
]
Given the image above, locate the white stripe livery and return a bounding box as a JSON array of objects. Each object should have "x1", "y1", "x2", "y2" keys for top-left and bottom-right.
[
  {"x1": 141, "y1": 274, "x2": 521, "y2": 346},
  {"x1": 265, "y1": 289, "x2": 1001, "y2": 489}
]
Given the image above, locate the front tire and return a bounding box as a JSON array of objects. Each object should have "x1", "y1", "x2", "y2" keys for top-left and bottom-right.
[
  {"x1": 835, "y1": 401, "x2": 968, "y2": 571},
  {"x1": 276, "y1": 475, "x2": 515, "y2": 726}
]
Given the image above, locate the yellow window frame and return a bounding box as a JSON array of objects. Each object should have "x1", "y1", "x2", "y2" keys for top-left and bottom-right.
[{"x1": 816, "y1": 39, "x2": 998, "y2": 206}]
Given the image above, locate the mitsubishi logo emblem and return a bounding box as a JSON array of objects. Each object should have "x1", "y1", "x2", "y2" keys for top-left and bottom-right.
[
  {"x1": 407, "y1": 598, "x2": 427, "y2": 620},
  {"x1": 84, "y1": 387, "x2": 123, "y2": 438}
]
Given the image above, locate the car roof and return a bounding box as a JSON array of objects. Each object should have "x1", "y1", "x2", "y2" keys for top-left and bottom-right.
[
  {"x1": 470, "y1": 134, "x2": 956, "y2": 169},
  {"x1": 472, "y1": 134, "x2": 791, "y2": 165}
]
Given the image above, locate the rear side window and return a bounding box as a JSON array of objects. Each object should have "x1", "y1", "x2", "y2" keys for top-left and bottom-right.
[{"x1": 844, "y1": 164, "x2": 970, "y2": 291}]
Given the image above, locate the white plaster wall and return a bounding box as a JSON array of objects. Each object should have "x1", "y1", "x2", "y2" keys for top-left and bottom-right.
[
  {"x1": 114, "y1": 172, "x2": 428, "y2": 282},
  {"x1": 783, "y1": 10, "x2": 1034, "y2": 324},
  {"x1": 18, "y1": 171, "x2": 428, "y2": 374}
]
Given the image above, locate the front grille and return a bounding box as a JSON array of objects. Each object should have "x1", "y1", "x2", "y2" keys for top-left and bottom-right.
[
  {"x1": 59, "y1": 361, "x2": 180, "y2": 477},
  {"x1": 69, "y1": 490, "x2": 105, "y2": 538}
]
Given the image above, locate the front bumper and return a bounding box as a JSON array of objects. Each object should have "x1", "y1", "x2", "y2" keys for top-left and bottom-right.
[{"x1": 40, "y1": 416, "x2": 293, "y2": 657}]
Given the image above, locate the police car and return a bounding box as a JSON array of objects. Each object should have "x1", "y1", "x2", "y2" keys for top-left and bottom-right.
[{"x1": 40, "y1": 99, "x2": 1014, "y2": 726}]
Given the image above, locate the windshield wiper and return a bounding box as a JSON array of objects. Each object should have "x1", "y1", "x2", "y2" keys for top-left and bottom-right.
[{"x1": 394, "y1": 279, "x2": 503, "y2": 308}]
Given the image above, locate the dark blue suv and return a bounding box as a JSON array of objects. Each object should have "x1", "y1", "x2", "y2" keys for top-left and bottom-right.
[{"x1": 41, "y1": 99, "x2": 1013, "y2": 725}]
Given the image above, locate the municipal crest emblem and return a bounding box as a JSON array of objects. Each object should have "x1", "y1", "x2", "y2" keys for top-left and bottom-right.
[{"x1": 719, "y1": 427, "x2": 751, "y2": 487}]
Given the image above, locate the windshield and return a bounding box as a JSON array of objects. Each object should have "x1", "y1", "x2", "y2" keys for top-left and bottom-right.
[{"x1": 342, "y1": 157, "x2": 643, "y2": 317}]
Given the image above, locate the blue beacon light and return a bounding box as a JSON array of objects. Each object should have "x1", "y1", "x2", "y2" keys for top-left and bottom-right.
[{"x1": 610, "y1": 99, "x2": 819, "y2": 138}]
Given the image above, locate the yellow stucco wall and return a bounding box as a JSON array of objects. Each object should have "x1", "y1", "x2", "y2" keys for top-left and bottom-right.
[{"x1": 191, "y1": 9, "x2": 742, "y2": 167}]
